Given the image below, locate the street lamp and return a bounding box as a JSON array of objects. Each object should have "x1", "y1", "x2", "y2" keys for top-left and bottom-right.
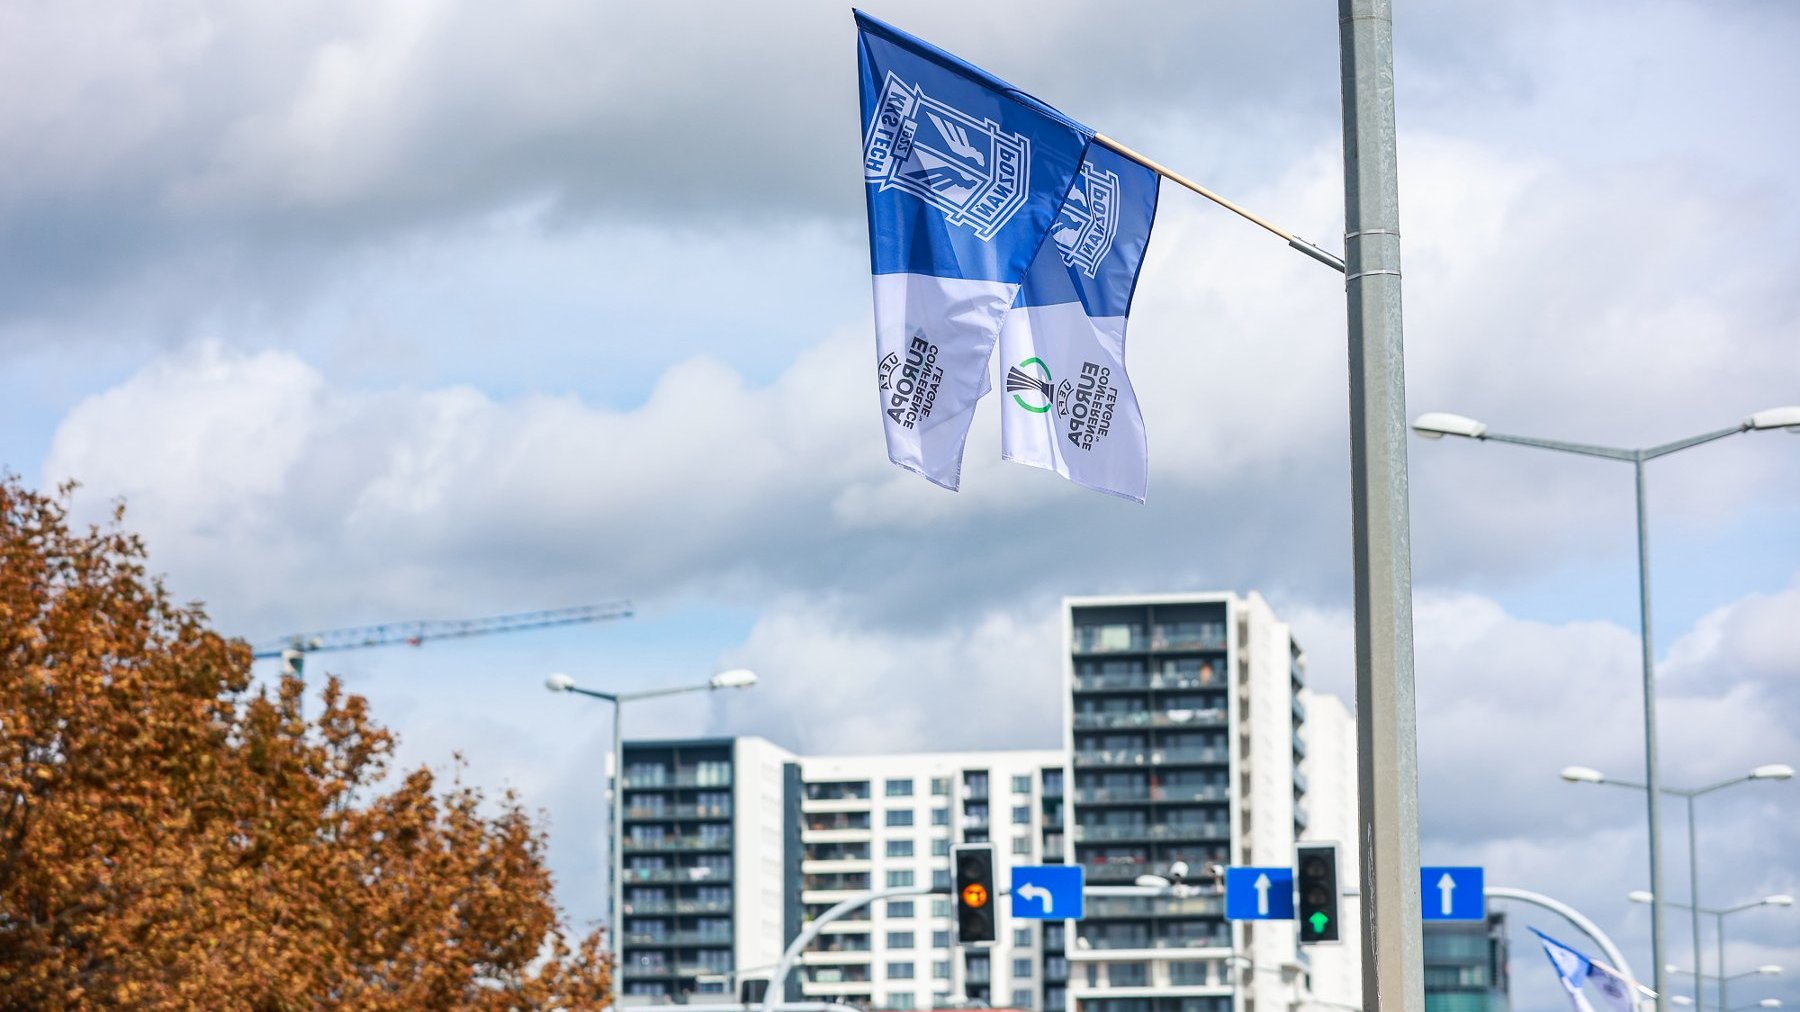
[
  {"x1": 545, "y1": 668, "x2": 759, "y2": 985},
  {"x1": 1630, "y1": 891, "x2": 1794, "y2": 1012},
  {"x1": 1415, "y1": 405, "x2": 1800, "y2": 1012},
  {"x1": 1564, "y1": 764, "x2": 1793, "y2": 1012}
]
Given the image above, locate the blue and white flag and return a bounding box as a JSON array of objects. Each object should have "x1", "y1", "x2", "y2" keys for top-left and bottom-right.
[
  {"x1": 857, "y1": 10, "x2": 1094, "y2": 490},
  {"x1": 1533, "y1": 928, "x2": 1639, "y2": 1012},
  {"x1": 999, "y1": 146, "x2": 1158, "y2": 502}
]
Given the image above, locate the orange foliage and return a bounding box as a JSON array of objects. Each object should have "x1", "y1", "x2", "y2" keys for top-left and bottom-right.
[{"x1": 0, "y1": 478, "x2": 611, "y2": 1009}]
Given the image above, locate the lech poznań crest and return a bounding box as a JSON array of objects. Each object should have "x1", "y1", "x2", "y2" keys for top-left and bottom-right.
[
  {"x1": 864, "y1": 72, "x2": 1031, "y2": 241},
  {"x1": 1049, "y1": 161, "x2": 1121, "y2": 278}
]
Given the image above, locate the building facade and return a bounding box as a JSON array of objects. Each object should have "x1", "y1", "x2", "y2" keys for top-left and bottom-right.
[
  {"x1": 1065, "y1": 592, "x2": 1326, "y2": 1012},
  {"x1": 616, "y1": 736, "x2": 798, "y2": 1004},
  {"x1": 1422, "y1": 913, "x2": 1510, "y2": 1012}
]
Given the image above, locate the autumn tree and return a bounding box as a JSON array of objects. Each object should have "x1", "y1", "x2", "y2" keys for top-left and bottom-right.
[{"x1": 0, "y1": 477, "x2": 611, "y2": 1009}]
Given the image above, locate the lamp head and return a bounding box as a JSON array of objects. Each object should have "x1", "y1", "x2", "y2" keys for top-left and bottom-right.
[
  {"x1": 545, "y1": 672, "x2": 576, "y2": 693},
  {"x1": 709, "y1": 668, "x2": 758, "y2": 690},
  {"x1": 1561, "y1": 766, "x2": 1607, "y2": 784},
  {"x1": 1746, "y1": 406, "x2": 1800, "y2": 433},
  {"x1": 1411, "y1": 412, "x2": 1489, "y2": 440},
  {"x1": 1764, "y1": 895, "x2": 1795, "y2": 907},
  {"x1": 1670, "y1": 997, "x2": 1694, "y2": 1008},
  {"x1": 1135, "y1": 874, "x2": 1171, "y2": 888},
  {"x1": 1756, "y1": 965, "x2": 1783, "y2": 976},
  {"x1": 1755, "y1": 999, "x2": 1782, "y2": 1009},
  {"x1": 1628, "y1": 890, "x2": 1656, "y2": 905},
  {"x1": 1749, "y1": 763, "x2": 1795, "y2": 781}
]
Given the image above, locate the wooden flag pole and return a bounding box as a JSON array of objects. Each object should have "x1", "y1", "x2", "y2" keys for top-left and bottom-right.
[{"x1": 1092, "y1": 133, "x2": 1346, "y2": 273}]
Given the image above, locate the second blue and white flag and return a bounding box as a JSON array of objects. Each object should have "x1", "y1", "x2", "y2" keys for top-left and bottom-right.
[{"x1": 999, "y1": 146, "x2": 1158, "y2": 502}]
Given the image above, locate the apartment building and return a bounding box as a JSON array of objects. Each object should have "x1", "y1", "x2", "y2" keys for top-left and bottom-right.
[{"x1": 1065, "y1": 592, "x2": 1317, "y2": 1012}]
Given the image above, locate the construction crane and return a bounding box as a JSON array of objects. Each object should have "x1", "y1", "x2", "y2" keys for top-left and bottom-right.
[{"x1": 251, "y1": 600, "x2": 634, "y2": 678}]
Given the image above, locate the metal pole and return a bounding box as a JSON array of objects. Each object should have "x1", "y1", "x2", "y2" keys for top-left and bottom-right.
[
  {"x1": 763, "y1": 886, "x2": 939, "y2": 1012},
  {"x1": 1687, "y1": 796, "x2": 1703, "y2": 1012},
  {"x1": 1634, "y1": 457, "x2": 1669, "y2": 1012},
  {"x1": 1715, "y1": 911, "x2": 1727, "y2": 1012},
  {"x1": 613, "y1": 700, "x2": 626, "y2": 1002},
  {"x1": 1338, "y1": 3, "x2": 1424, "y2": 1011}
]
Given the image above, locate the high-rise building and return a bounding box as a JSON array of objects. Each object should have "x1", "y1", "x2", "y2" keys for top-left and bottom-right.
[
  {"x1": 1423, "y1": 913, "x2": 1510, "y2": 1012},
  {"x1": 616, "y1": 736, "x2": 798, "y2": 1004},
  {"x1": 1064, "y1": 592, "x2": 1323, "y2": 1012}
]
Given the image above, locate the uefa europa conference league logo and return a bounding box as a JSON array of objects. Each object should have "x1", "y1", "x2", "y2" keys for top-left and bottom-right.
[
  {"x1": 878, "y1": 337, "x2": 946, "y2": 430},
  {"x1": 864, "y1": 72, "x2": 1031, "y2": 241},
  {"x1": 1008, "y1": 358, "x2": 1120, "y2": 450}
]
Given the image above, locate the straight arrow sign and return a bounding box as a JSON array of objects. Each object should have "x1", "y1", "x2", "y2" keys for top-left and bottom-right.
[
  {"x1": 1254, "y1": 873, "x2": 1271, "y2": 916},
  {"x1": 1420, "y1": 866, "x2": 1484, "y2": 921},
  {"x1": 1224, "y1": 866, "x2": 1293, "y2": 921}
]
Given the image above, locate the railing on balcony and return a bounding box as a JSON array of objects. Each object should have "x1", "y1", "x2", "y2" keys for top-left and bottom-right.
[
  {"x1": 1071, "y1": 709, "x2": 1228, "y2": 730},
  {"x1": 806, "y1": 968, "x2": 873, "y2": 984},
  {"x1": 620, "y1": 964, "x2": 675, "y2": 979},
  {"x1": 1084, "y1": 895, "x2": 1222, "y2": 918},
  {"x1": 623, "y1": 834, "x2": 733, "y2": 852},
  {"x1": 1071, "y1": 627, "x2": 1148, "y2": 655},
  {"x1": 1073, "y1": 822, "x2": 1229, "y2": 842},
  {"x1": 1292, "y1": 732, "x2": 1307, "y2": 758},
  {"x1": 1072, "y1": 671, "x2": 1231, "y2": 693},
  {"x1": 1073, "y1": 746, "x2": 1226, "y2": 768},
  {"x1": 622, "y1": 867, "x2": 732, "y2": 884},
  {"x1": 1073, "y1": 784, "x2": 1228, "y2": 804},
  {"x1": 1149, "y1": 627, "x2": 1228, "y2": 652},
  {"x1": 623, "y1": 771, "x2": 733, "y2": 789},
  {"x1": 803, "y1": 875, "x2": 872, "y2": 892}
]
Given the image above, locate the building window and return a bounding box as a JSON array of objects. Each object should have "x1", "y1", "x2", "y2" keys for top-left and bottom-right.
[
  {"x1": 932, "y1": 929, "x2": 951, "y2": 948},
  {"x1": 931, "y1": 777, "x2": 951, "y2": 796},
  {"x1": 1107, "y1": 963, "x2": 1148, "y2": 987},
  {"x1": 887, "y1": 809, "x2": 915, "y2": 827},
  {"x1": 889, "y1": 995, "x2": 916, "y2": 1010},
  {"x1": 887, "y1": 839, "x2": 915, "y2": 858},
  {"x1": 886, "y1": 778, "x2": 914, "y2": 797},
  {"x1": 888, "y1": 961, "x2": 916, "y2": 980},
  {"x1": 1014, "y1": 927, "x2": 1033, "y2": 947},
  {"x1": 930, "y1": 899, "x2": 950, "y2": 918},
  {"x1": 931, "y1": 869, "x2": 950, "y2": 889},
  {"x1": 931, "y1": 808, "x2": 949, "y2": 826},
  {"x1": 931, "y1": 838, "x2": 950, "y2": 856},
  {"x1": 888, "y1": 901, "x2": 915, "y2": 918},
  {"x1": 1013, "y1": 958, "x2": 1034, "y2": 979},
  {"x1": 1012, "y1": 989, "x2": 1035, "y2": 1009},
  {"x1": 888, "y1": 931, "x2": 916, "y2": 950},
  {"x1": 932, "y1": 961, "x2": 950, "y2": 980},
  {"x1": 1012, "y1": 775, "x2": 1032, "y2": 795},
  {"x1": 1012, "y1": 836, "x2": 1031, "y2": 856},
  {"x1": 963, "y1": 830, "x2": 988, "y2": 844},
  {"x1": 887, "y1": 870, "x2": 915, "y2": 888},
  {"x1": 1012, "y1": 805, "x2": 1031, "y2": 824}
]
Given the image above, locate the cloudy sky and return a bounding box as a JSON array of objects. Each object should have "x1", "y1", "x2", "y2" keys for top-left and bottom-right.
[{"x1": 4, "y1": 1, "x2": 1796, "y2": 1008}]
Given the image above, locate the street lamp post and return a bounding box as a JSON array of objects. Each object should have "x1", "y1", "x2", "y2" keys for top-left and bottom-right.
[
  {"x1": 1413, "y1": 405, "x2": 1800, "y2": 1012},
  {"x1": 545, "y1": 668, "x2": 759, "y2": 996},
  {"x1": 1630, "y1": 891, "x2": 1794, "y2": 1012},
  {"x1": 1562, "y1": 764, "x2": 1793, "y2": 1012}
]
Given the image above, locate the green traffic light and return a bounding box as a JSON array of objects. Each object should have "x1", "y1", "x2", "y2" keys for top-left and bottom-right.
[{"x1": 1309, "y1": 912, "x2": 1329, "y2": 934}]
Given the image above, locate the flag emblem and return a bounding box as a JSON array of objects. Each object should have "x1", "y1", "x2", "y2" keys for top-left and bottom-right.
[
  {"x1": 1006, "y1": 357, "x2": 1054, "y2": 413},
  {"x1": 863, "y1": 71, "x2": 1032, "y2": 241},
  {"x1": 1050, "y1": 161, "x2": 1122, "y2": 278}
]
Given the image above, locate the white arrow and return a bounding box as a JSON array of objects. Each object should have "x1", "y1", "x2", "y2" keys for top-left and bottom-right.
[
  {"x1": 1018, "y1": 883, "x2": 1053, "y2": 914},
  {"x1": 1437, "y1": 872, "x2": 1456, "y2": 916},
  {"x1": 1254, "y1": 873, "x2": 1271, "y2": 916}
]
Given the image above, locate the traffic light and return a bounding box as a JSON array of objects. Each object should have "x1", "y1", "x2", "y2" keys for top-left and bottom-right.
[
  {"x1": 1296, "y1": 843, "x2": 1340, "y2": 944},
  {"x1": 952, "y1": 844, "x2": 997, "y2": 945}
]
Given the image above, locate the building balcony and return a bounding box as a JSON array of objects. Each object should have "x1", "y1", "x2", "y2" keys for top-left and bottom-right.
[
  {"x1": 1073, "y1": 747, "x2": 1227, "y2": 769},
  {"x1": 624, "y1": 803, "x2": 733, "y2": 821},
  {"x1": 1149, "y1": 631, "x2": 1228, "y2": 652},
  {"x1": 1071, "y1": 710, "x2": 1228, "y2": 730},
  {"x1": 1073, "y1": 785, "x2": 1228, "y2": 804},
  {"x1": 1073, "y1": 822, "x2": 1229, "y2": 843},
  {"x1": 1072, "y1": 671, "x2": 1231, "y2": 693},
  {"x1": 626, "y1": 931, "x2": 735, "y2": 948},
  {"x1": 1083, "y1": 895, "x2": 1223, "y2": 919},
  {"x1": 1292, "y1": 732, "x2": 1307, "y2": 758},
  {"x1": 620, "y1": 964, "x2": 676, "y2": 980},
  {"x1": 804, "y1": 967, "x2": 873, "y2": 985},
  {"x1": 622, "y1": 867, "x2": 732, "y2": 884},
  {"x1": 622, "y1": 771, "x2": 733, "y2": 789},
  {"x1": 623, "y1": 834, "x2": 733, "y2": 852}
]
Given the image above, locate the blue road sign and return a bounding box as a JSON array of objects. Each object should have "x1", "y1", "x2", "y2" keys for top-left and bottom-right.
[
  {"x1": 1225, "y1": 866, "x2": 1295, "y2": 920},
  {"x1": 1422, "y1": 866, "x2": 1485, "y2": 921},
  {"x1": 1010, "y1": 865, "x2": 1084, "y2": 920}
]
